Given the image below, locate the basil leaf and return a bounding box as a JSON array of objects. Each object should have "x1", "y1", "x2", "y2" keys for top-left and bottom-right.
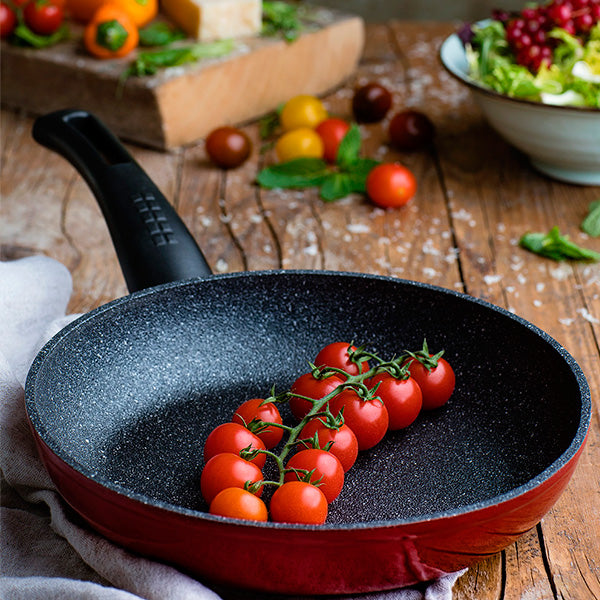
[
  {"x1": 139, "y1": 22, "x2": 186, "y2": 47},
  {"x1": 581, "y1": 200, "x2": 600, "y2": 237},
  {"x1": 319, "y1": 173, "x2": 357, "y2": 201},
  {"x1": 336, "y1": 124, "x2": 361, "y2": 168},
  {"x1": 256, "y1": 158, "x2": 331, "y2": 189},
  {"x1": 519, "y1": 226, "x2": 600, "y2": 261},
  {"x1": 261, "y1": 0, "x2": 302, "y2": 42}
]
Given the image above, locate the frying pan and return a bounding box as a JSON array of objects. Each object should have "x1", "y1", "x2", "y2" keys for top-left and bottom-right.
[{"x1": 26, "y1": 109, "x2": 591, "y2": 596}]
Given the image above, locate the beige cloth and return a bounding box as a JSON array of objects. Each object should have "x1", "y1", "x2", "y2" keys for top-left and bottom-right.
[{"x1": 0, "y1": 256, "x2": 465, "y2": 600}]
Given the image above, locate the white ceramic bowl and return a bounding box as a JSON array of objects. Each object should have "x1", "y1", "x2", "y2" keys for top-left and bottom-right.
[{"x1": 440, "y1": 27, "x2": 600, "y2": 185}]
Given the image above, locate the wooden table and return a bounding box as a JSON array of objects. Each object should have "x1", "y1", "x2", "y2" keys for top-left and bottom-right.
[{"x1": 2, "y1": 21, "x2": 599, "y2": 600}]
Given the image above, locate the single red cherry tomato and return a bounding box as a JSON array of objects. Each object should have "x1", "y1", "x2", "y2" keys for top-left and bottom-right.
[
  {"x1": 314, "y1": 118, "x2": 351, "y2": 163},
  {"x1": 0, "y1": 2, "x2": 17, "y2": 38},
  {"x1": 24, "y1": 0, "x2": 64, "y2": 35},
  {"x1": 232, "y1": 398, "x2": 283, "y2": 449},
  {"x1": 366, "y1": 163, "x2": 417, "y2": 209},
  {"x1": 329, "y1": 389, "x2": 389, "y2": 451},
  {"x1": 205, "y1": 126, "x2": 252, "y2": 169},
  {"x1": 369, "y1": 373, "x2": 422, "y2": 430},
  {"x1": 352, "y1": 82, "x2": 392, "y2": 123},
  {"x1": 406, "y1": 355, "x2": 455, "y2": 410},
  {"x1": 314, "y1": 342, "x2": 369, "y2": 376},
  {"x1": 209, "y1": 487, "x2": 268, "y2": 522},
  {"x1": 200, "y1": 452, "x2": 263, "y2": 504},
  {"x1": 270, "y1": 481, "x2": 328, "y2": 525},
  {"x1": 299, "y1": 418, "x2": 358, "y2": 472},
  {"x1": 388, "y1": 110, "x2": 435, "y2": 151},
  {"x1": 203, "y1": 422, "x2": 266, "y2": 467},
  {"x1": 289, "y1": 372, "x2": 344, "y2": 421},
  {"x1": 284, "y1": 448, "x2": 344, "y2": 503}
]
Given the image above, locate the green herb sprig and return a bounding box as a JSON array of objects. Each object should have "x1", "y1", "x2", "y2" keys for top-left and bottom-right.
[
  {"x1": 581, "y1": 200, "x2": 600, "y2": 238},
  {"x1": 519, "y1": 225, "x2": 600, "y2": 261},
  {"x1": 261, "y1": 0, "x2": 303, "y2": 42},
  {"x1": 256, "y1": 124, "x2": 379, "y2": 202}
]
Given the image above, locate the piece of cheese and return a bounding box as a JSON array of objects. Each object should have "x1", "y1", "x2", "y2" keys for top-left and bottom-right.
[{"x1": 161, "y1": 0, "x2": 262, "y2": 42}]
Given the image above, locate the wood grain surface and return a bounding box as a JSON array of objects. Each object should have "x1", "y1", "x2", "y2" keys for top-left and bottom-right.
[{"x1": 2, "y1": 20, "x2": 599, "y2": 600}]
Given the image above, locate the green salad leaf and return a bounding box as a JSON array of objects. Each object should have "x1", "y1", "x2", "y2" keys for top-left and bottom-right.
[{"x1": 466, "y1": 21, "x2": 600, "y2": 107}]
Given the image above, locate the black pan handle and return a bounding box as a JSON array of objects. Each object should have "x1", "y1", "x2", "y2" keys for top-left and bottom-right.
[{"x1": 32, "y1": 109, "x2": 213, "y2": 292}]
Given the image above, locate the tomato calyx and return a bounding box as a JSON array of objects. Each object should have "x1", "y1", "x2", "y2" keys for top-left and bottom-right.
[{"x1": 404, "y1": 339, "x2": 445, "y2": 372}]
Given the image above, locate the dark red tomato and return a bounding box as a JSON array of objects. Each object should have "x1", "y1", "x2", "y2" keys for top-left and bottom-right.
[
  {"x1": 329, "y1": 389, "x2": 389, "y2": 451},
  {"x1": 203, "y1": 422, "x2": 266, "y2": 467},
  {"x1": 232, "y1": 398, "x2": 283, "y2": 449},
  {"x1": 24, "y1": 0, "x2": 64, "y2": 35},
  {"x1": 209, "y1": 487, "x2": 268, "y2": 521},
  {"x1": 0, "y1": 2, "x2": 16, "y2": 38},
  {"x1": 406, "y1": 356, "x2": 455, "y2": 410},
  {"x1": 388, "y1": 110, "x2": 435, "y2": 151},
  {"x1": 299, "y1": 418, "x2": 358, "y2": 472},
  {"x1": 270, "y1": 481, "x2": 328, "y2": 525},
  {"x1": 314, "y1": 342, "x2": 369, "y2": 376},
  {"x1": 205, "y1": 126, "x2": 251, "y2": 169},
  {"x1": 200, "y1": 452, "x2": 263, "y2": 504},
  {"x1": 289, "y1": 372, "x2": 344, "y2": 421},
  {"x1": 352, "y1": 82, "x2": 392, "y2": 123},
  {"x1": 284, "y1": 448, "x2": 344, "y2": 503},
  {"x1": 314, "y1": 118, "x2": 350, "y2": 163},
  {"x1": 369, "y1": 373, "x2": 422, "y2": 430},
  {"x1": 366, "y1": 163, "x2": 417, "y2": 209}
]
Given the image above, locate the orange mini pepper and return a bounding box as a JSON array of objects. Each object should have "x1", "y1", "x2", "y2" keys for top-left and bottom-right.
[{"x1": 84, "y1": 3, "x2": 138, "y2": 59}]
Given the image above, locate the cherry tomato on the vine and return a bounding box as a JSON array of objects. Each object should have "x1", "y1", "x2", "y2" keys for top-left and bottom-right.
[
  {"x1": 352, "y1": 82, "x2": 392, "y2": 123},
  {"x1": 284, "y1": 448, "x2": 344, "y2": 503},
  {"x1": 314, "y1": 342, "x2": 369, "y2": 376},
  {"x1": 388, "y1": 110, "x2": 435, "y2": 151},
  {"x1": 275, "y1": 127, "x2": 324, "y2": 163},
  {"x1": 369, "y1": 373, "x2": 422, "y2": 430},
  {"x1": 366, "y1": 163, "x2": 417, "y2": 209},
  {"x1": 203, "y1": 422, "x2": 266, "y2": 467},
  {"x1": 279, "y1": 94, "x2": 328, "y2": 132},
  {"x1": 232, "y1": 397, "x2": 283, "y2": 449},
  {"x1": 205, "y1": 126, "x2": 252, "y2": 169},
  {"x1": 289, "y1": 372, "x2": 344, "y2": 421},
  {"x1": 406, "y1": 355, "x2": 455, "y2": 410},
  {"x1": 315, "y1": 118, "x2": 350, "y2": 163},
  {"x1": 270, "y1": 481, "x2": 328, "y2": 525},
  {"x1": 299, "y1": 418, "x2": 358, "y2": 472},
  {"x1": 200, "y1": 452, "x2": 263, "y2": 504},
  {"x1": 329, "y1": 389, "x2": 389, "y2": 451},
  {"x1": 209, "y1": 487, "x2": 268, "y2": 522},
  {"x1": 0, "y1": 2, "x2": 17, "y2": 38},
  {"x1": 24, "y1": 0, "x2": 64, "y2": 35}
]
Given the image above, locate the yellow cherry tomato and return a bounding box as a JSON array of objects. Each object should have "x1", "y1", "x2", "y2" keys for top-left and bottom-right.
[
  {"x1": 279, "y1": 95, "x2": 328, "y2": 132},
  {"x1": 275, "y1": 128, "x2": 324, "y2": 162}
]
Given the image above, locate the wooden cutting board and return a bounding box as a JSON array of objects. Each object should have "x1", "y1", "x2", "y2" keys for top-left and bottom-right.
[{"x1": 1, "y1": 7, "x2": 364, "y2": 150}]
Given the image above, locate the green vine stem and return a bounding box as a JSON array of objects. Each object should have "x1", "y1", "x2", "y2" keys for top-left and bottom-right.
[{"x1": 238, "y1": 340, "x2": 442, "y2": 491}]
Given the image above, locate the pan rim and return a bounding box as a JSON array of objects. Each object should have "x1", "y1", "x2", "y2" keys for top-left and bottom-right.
[{"x1": 25, "y1": 269, "x2": 592, "y2": 531}]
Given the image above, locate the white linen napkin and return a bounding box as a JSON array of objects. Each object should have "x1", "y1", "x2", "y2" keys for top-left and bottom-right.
[{"x1": 0, "y1": 255, "x2": 465, "y2": 600}]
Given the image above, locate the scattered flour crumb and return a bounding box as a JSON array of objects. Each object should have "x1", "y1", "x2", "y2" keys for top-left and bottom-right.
[
  {"x1": 422, "y1": 267, "x2": 438, "y2": 278},
  {"x1": 533, "y1": 299, "x2": 543, "y2": 307},
  {"x1": 536, "y1": 282, "x2": 545, "y2": 292},
  {"x1": 576, "y1": 308, "x2": 599, "y2": 324},
  {"x1": 559, "y1": 317, "x2": 576, "y2": 326},
  {"x1": 215, "y1": 259, "x2": 228, "y2": 272},
  {"x1": 303, "y1": 245, "x2": 319, "y2": 256},
  {"x1": 347, "y1": 223, "x2": 371, "y2": 234},
  {"x1": 484, "y1": 274, "x2": 502, "y2": 285},
  {"x1": 550, "y1": 264, "x2": 572, "y2": 281}
]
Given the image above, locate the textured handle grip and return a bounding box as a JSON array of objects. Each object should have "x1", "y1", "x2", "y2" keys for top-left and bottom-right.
[{"x1": 32, "y1": 109, "x2": 213, "y2": 292}]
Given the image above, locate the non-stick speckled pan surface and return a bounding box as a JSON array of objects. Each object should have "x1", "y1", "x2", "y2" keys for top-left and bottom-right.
[{"x1": 25, "y1": 110, "x2": 591, "y2": 595}]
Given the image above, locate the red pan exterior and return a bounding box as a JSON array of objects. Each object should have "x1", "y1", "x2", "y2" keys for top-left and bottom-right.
[{"x1": 31, "y1": 425, "x2": 588, "y2": 595}]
